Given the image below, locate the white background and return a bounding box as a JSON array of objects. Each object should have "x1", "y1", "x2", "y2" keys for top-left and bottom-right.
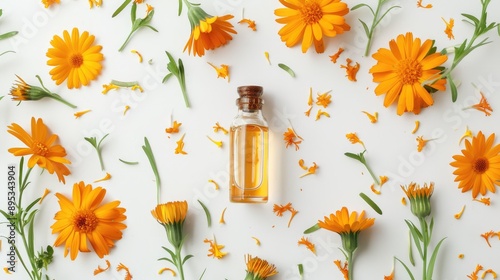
[{"x1": 1, "y1": 0, "x2": 500, "y2": 279}]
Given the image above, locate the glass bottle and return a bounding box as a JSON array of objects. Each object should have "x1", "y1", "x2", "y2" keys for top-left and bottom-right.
[{"x1": 230, "y1": 85, "x2": 269, "y2": 203}]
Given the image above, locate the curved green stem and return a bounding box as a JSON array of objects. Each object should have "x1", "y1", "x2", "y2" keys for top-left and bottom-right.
[
  {"x1": 364, "y1": 0, "x2": 383, "y2": 57},
  {"x1": 348, "y1": 250, "x2": 354, "y2": 280},
  {"x1": 363, "y1": 162, "x2": 380, "y2": 185},
  {"x1": 419, "y1": 217, "x2": 428, "y2": 280},
  {"x1": 48, "y1": 94, "x2": 77, "y2": 108},
  {"x1": 118, "y1": 31, "x2": 134, "y2": 52},
  {"x1": 175, "y1": 245, "x2": 185, "y2": 280}
]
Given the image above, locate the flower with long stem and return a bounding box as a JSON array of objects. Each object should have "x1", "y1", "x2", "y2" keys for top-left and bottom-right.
[
  {"x1": 351, "y1": 0, "x2": 400, "y2": 56},
  {"x1": 163, "y1": 51, "x2": 190, "y2": 107},
  {"x1": 10, "y1": 75, "x2": 77, "y2": 108},
  {"x1": 397, "y1": 182, "x2": 446, "y2": 280},
  {"x1": 151, "y1": 201, "x2": 192, "y2": 280},
  {"x1": 46, "y1": 28, "x2": 104, "y2": 89},
  {"x1": 1, "y1": 118, "x2": 71, "y2": 280},
  {"x1": 51, "y1": 181, "x2": 127, "y2": 260},
  {"x1": 119, "y1": 2, "x2": 158, "y2": 51},
  {"x1": 180, "y1": 0, "x2": 237, "y2": 57},
  {"x1": 318, "y1": 207, "x2": 375, "y2": 280},
  {"x1": 244, "y1": 254, "x2": 278, "y2": 280},
  {"x1": 439, "y1": 0, "x2": 499, "y2": 102}
]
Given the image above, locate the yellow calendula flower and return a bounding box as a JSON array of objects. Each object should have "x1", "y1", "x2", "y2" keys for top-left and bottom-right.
[
  {"x1": 8, "y1": 117, "x2": 71, "y2": 183},
  {"x1": 450, "y1": 131, "x2": 500, "y2": 198},
  {"x1": 151, "y1": 201, "x2": 188, "y2": 246},
  {"x1": 369, "y1": 32, "x2": 448, "y2": 115},
  {"x1": 275, "y1": 0, "x2": 350, "y2": 53},
  {"x1": 244, "y1": 255, "x2": 278, "y2": 280},
  {"x1": 46, "y1": 28, "x2": 104, "y2": 89},
  {"x1": 401, "y1": 182, "x2": 434, "y2": 218},
  {"x1": 9, "y1": 75, "x2": 77, "y2": 108},
  {"x1": 51, "y1": 181, "x2": 127, "y2": 260},
  {"x1": 183, "y1": 3, "x2": 237, "y2": 57}
]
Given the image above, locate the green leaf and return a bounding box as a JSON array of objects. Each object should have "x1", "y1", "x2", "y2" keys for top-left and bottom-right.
[
  {"x1": 178, "y1": 0, "x2": 183, "y2": 16},
  {"x1": 395, "y1": 257, "x2": 416, "y2": 280},
  {"x1": 112, "y1": 0, "x2": 132, "y2": 17},
  {"x1": 162, "y1": 73, "x2": 173, "y2": 83},
  {"x1": 426, "y1": 237, "x2": 446, "y2": 279},
  {"x1": 198, "y1": 268, "x2": 207, "y2": 280},
  {"x1": 461, "y1": 13, "x2": 479, "y2": 26},
  {"x1": 182, "y1": 254, "x2": 194, "y2": 265},
  {"x1": 359, "y1": 192, "x2": 382, "y2": 215},
  {"x1": 358, "y1": 19, "x2": 370, "y2": 38},
  {"x1": 119, "y1": 158, "x2": 139, "y2": 165},
  {"x1": 278, "y1": 63, "x2": 295, "y2": 77},
  {"x1": 344, "y1": 152, "x2": 361, "y2": 161},
  {"x1": 0, "y1": 31, "x2": 18, "y2": 40},
  {"x1": 298, "y1": 264, "x2": 304, "y2": 279},
  {"x1": 131, "y1": 2, "x2": 137, "y2": 23},
  {"x1": 405, "y1": 220, "x2": 424, "y2": 259},
  {"x1": 142, "y1": 137, "x2": 161, "y2": 204},
  {"x1": 408, "y1": 231, "x2": 415, "y2": 266},
  {"x1": 158, "y1": 257, "x2": 175, "y2": 265},
  {"x1": 303, "y1": 223, "x2": 320, "y2": 234},
  {"x1": 449, "y1": 78, "x2": 458, "y2": 102},
  {"x1": 351, "y1": 3, "x2": 373, "y2": 13},
  {"x1": 197, "y1": 200, "x2": 212, "y2": 227},
  {"x1": 497, "y1": 23, "x2": 500, "y2": 36},
  {"x1": 161, "y1": 246, "x2": 177, "y2": 262},
  {"x1": 374, "y1": 6, "x2": 401, "y2": 28}
]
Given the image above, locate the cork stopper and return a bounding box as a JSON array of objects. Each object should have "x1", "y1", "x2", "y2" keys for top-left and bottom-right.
[{"x1": 236, "y1": 85, "x2": 264, "y2": 112}]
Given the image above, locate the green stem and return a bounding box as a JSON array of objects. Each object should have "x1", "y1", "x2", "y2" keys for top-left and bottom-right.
[
  {"x1": 348, "y1": 250, "x2": 354, "y2": 280},
  {"x1": 175, "y1": 245, "x2": 185, "y2": 280},
  {"x1": 118, "y1": 31, "x2": 134, "y2": 52},
  {"x1": 48, "y1": 94, "x2": 77, "y2": 108},
  {"x1": 97, "y1": 150, "x2": 105, "y2": 171},
  {"x1": 419, "y1": 217, "x2": 428, "y2": 280},
  {"x1": 363, "y1": 162, "x2": 380, "y2": 185},
  {"x1": 364, "y1": 0, "x2": 383, "y2": 57}
]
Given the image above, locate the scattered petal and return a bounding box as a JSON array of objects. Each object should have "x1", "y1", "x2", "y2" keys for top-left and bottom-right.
[
  {"x1": 417, "y1": 0, "x2": 432, "y2": 8},
  {"x1": 158, "y1": 267, "x2": 176, "y2": 276},
  {"x1": 362, "y1": 111, "x2": 378, "y2": 123},
  {"x1": 288, "y1": 208, "x2": 299, "y2": 227},
  {"x1": 401, "y1": 197, "x2": 407, "y2": 205},
  {"x1": 213, "y1": 122, "x2": 229, "y2": 134},
  {"x1": 340, "y1": 58, "x2": 360, "y2": 82},
  {"x1": 329, "y1": 48, "x2": 344, "y2": 63},
  {"x1": 102, "y1": 83, "x2": 120, "y2": 94},
  {"x1": 219, "y1": 207, "x2": 227, "y2": 224},
  {"x1": 316, "y1": 91, "x2": 332, "y2": 108},
  {"x1": 116, "y1": 263, "x2": 133, "y2": 280},
  {"x1": 473, "y1": 197, "x2": 491, "y2": 206},
  {"x1": 458, "y1": 254, "x2": 464, "y2": 259},
  {"x1": 481, "y1": 231, "x2": 495, "y2": 247},
  {"x1": 454, "y1": 205, "x2": 466, "y2": 219},
  {"x1": 94, "y1": 172, "x2": 112, "y2": 183},
  {"x1": 94, "y1": 260, "x2": 111, "y2": 275},
  {"x1": 208, "y1": 62, "x2": 230, "y2": 82},
  {"x1": 204, "y1": 237, "x2": 228, "y2": 259},
  {"x1": 334, "y1": 260, "x2": 349, "y2": 280},
  {"x1": 465, "y1": 91, "x2": 493, "y2": 116},
  {"x1": 74, "y1": 109, "x2": 92, "y2": 119},
  {"x1": 238, "y1": 18, "x2": 256, "y2": 31},
  {"x1": 346, "y1": 133, "x2": 365, "y2": 149},
  {"x1": 3, "y1": 267, "x2": 12, "y2": 274},
  {"x1": 207, "y1": 136, "x2": 223, "y2": 148},
  {"x1": 298, "y1": 236, "x2": 316, "y2": 255},
  {"x1": 412, "y1": 120, "x2": 420, "y2": 134},
  {"x1": 252, "y1": 236, "x2": 261, "y2": 246},
  {"x1": 283, "y1": 128, "x2": 303, "y2": 150},
  {"x1": 416, "y1": 136, "x2": 430, "y2": 152},
  {"x1": 123, "y1": 105, "x2": 131, "y2": 115},
  {"x1": 39, "y1": 188, "x2": 51, "y2": 204},
  {"x1": 442, "y1": 17, "x2": 455, "y2": 40},
  {"x1": 208, "y1": 179, "x2": 220, "y2": 190},
  {"x1": 468, "y1": 264, "x2": 483, "y2": 280},
  {"x1": 299, "y1": 162, "x2": 318, "y2": 178},
  {"x1": 131, "y1": 49, "x2": 143, "y2": 63},
  {"x1": 315, "y1": 109, "x2": 330, "y2": 121},
  {"x1": 298, "y1": 159, "x2": 308, "y2": 170},
  {"x1": 166, "y1": 120, "x2": 182, "y2": 134},
  {"x1": 264, "y1": 52, "x2": 271, "y2": 65},
  {"x1": 174, "y1": 133, "x2": 188, "y2": 155},
  {"x1": 481, "y1": 269, "x2": 497, "y2": 279},
  {"x1": 459, "y1": 126, "x2": 473, "y2": 145}
]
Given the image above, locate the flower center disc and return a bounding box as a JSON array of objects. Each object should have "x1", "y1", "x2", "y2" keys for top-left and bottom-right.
[
  {"x1": 301, "y1": 1, "x2": 323, "y2": 24},
  {"x1": 397, "y1": 58, "x2": 422, "y2": 84},
  {"x1": 473, "y1": 157, "x2": 489, "y2": 174},
  {"x1": 70, "y1": 53, "x2": 84, "y2": 68},
  {"x1": 33, "y1": 141, "x2": 49, "y2": 156},
  {"x1": 73, "y1": 210, "x2": 98, "y2": 233}
]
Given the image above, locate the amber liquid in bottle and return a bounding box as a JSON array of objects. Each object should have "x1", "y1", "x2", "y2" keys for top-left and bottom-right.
[{"x1": 230, "y1": 124, "x2": 269, "y2": 203}]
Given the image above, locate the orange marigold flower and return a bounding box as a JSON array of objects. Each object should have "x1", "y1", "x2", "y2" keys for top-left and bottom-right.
[
  {"x1": 450, "y1": 131, "x2": 500, "y2": 198},
  {"x1": 7, "y1": 117, "x2": 71, "y2": 183},
  {"x1": 340, "y1": 58, "x2": 360, "y2": 82},
  {"x1": 319, "y1": 207, "x2": 375, "y2": 235},
  {"x1": 245, "y1": 255, "x2": 278, "y2": 279},
  {"x1": 316, "y1": 91, "x2": 332, "y2": 108},
  {"x1": 46, "y1": 28, "x2": 104, "y2": 89},
  {"x1": 166, "y1": 120, "x2": 182, "y2": 134},
  {"x1": 283, "y1": 128, "x2": 303, "y2": 150},
  {"x1": 330, "y1": 47, "x2": 344, "y2": 63},
  {"x1": 238, "y1": 18, "x2": 257, "y2": 31},
  {"x1": 442, "y1": 17, "x2": 455, "y2": 39},
  {"x1": 183, "y1": 5, "x2": 237, "y2": 57},
  {"x1": 298, "y1": 237, "x2": 316, "y2": 255},
  {"x1": 465, "y1": 92, "x2": 493, "y2": 116},
  {"x1": 275, "y1": 0, "x2": 351, "y2": 53},
  {"x1": 417, "y1": 0, "x2": 432, "y2": 8},
  {"x1": 370, "y1": 32, "x2": 448, "y2": 115},
  {"x1": 51, "y1": 181, "x2": 127, "y2": 260},
  {"x1": 208, "y1": 62, "x2": 230, "y2": 82},
  {"x1": 204, "y1": 237, "x2": 228, "y2": 259},
  {"x1": 334, "y1": 259, "x2": 349, "y2": 280}
]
